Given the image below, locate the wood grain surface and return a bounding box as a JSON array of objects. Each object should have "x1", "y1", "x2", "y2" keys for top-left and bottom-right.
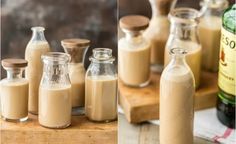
[
  {"x1": 119, "y1": 71, "x2": 218, "y2": 123},
  {"x1": 0, "y1": 114, "x2": 117, "y2": 144},
  {"x1": 118, "y1": 113, "x2": 213, "y2": 144}
]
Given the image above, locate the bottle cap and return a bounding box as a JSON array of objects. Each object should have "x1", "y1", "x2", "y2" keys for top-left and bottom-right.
[
  {"x1": 119, "y1": 15, "x2": 149, "y2": 31},
  {"x1": 61, "y1": 38, "x2": 90, "y2": 63},
  {"x1": 2, "y1": 59, "x2": 28, "y2": 68},
  {"x1": 61, "y1": 38, "x2": 90, "y2": 48}
]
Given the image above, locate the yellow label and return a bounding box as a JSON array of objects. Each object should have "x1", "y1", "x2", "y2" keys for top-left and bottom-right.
[{"x1": 218, "y1": 27, "x2": 236, "y2": 96}]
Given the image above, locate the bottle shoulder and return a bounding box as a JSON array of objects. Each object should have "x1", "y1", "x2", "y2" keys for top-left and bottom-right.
[
  {"x1": 161, "y1": 65, "x2": 194, "y2": 84},
  {"x1": 118, "y1": 38, "x2": 150, "y2": 51},
  {"x1": 0, "y1": 78, "x2": 28, "y2": 86},
  {"x1": 199, "y1": 16, "x2": 222, "y2": 30},
  {"x1": 26, "y1": 41, "x2": 50, "y2": 50},
  {"x1": 144, "y1": 17, "x2": 170, "y2": 39},
  {"x1": 86, "y1": 62, "x2": 117, "y2": 78},
  {"x1": 166, "y1": 39, "x2": 201, "y2": 52},
  {"x1": 222, "y1": 4, "x2": 236, "y2": 33}
]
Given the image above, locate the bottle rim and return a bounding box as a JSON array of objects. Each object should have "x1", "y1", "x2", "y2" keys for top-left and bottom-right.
[
  {"x1": 31, "y1": 26, "x2": 45, "y2": 31},
  {"x1": 41, "y1": 52, "x2": 71, "y2": 64},
  {"x1": 89, "y1": 48, "x2": 115, "y2": 62},
  {"x1": 168, "y1": 7, "x2": 200, "y2": 25},
  {"x1": 61, "y1": 38, "x2": 90, "y2": 48},
  {"x1": 170, "y1": 47, "x2": 187, "y2": 56}
]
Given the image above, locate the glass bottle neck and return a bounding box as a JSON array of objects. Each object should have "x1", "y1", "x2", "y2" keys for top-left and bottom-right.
[
  {"x1": 170, "y1": 23, "x2": 198, "y2": 41},
  {"x1": 150, "y1": 2, "x2": 161, "y2": 17},
  {"x1": 200, "y1": 0, "x2": 228, "y2": 17},
  {"x1": 6, "y1": 68, "x2": 23, "y2": 79},
  {"x1": 170, "y1": 54, "x2": 186, "y2": 65},
  {"x1": 149, "y1": 0, "x2": 175, "y2": 17},
  {"x1": 90, "y1": 48, "x2": 115, "y2": 63},
  {"x1": 124, "y1": 31, "x2": 143, "y2": 44},
  {"x1": 30, "y1": 30, "x2": 46, "y2": 42},
  {"x1": 168, "y1": 48, "x2": 188, "y2": 66}
]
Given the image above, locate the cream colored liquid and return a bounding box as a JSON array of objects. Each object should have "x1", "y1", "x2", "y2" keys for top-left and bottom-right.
[
  {"x1": 85, "y1": 76, "x2": 117, "y2": 121},
  {"x1": 39, "y1": 85, "x2": 71, "y2": 128},
  {"x1": 160, "y1": 66, "x2": 194, "y2": 144},
  {"x1": 199, "y1": 16, "x2": 221, "y2": 72},
  {"x1": 0, "y1": 80, "x2": 28, "y2": 120},
  {"x1": 69, "y1": 63, "x2": 85, "y2": 107},
  {"x1": 165, "y1": 42, "x2": 201, "y2": 88},
  {"x1": 118, "y1": 40, "x2": 150, "y2": 86},
  {"x1": 25, "y1": 41, "x2": 50, "y2": 114},
  {"x1": 144, "y1": 16, "x2": 169, "y2": 69}
]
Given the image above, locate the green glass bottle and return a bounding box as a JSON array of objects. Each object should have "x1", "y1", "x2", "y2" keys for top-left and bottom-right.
[{"x1": 217, "y1": 4, "x2": 236, "y2": 129}]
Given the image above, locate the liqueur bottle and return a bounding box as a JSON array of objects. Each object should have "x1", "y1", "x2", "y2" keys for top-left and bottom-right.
[{"x1": 217, "y1": 4, "x2": 236, "y2": 129}]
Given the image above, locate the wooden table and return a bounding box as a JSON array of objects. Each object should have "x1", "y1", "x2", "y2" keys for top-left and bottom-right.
[
  {"x1": 118, "y1": 113, "x2": 213, "y2": 144},
  {"x1": 119, "y1": 71, "x2": 218, "y2": 123},
  {"x1": 0, "y1": 114, "x2": 117, "y2": 144}
]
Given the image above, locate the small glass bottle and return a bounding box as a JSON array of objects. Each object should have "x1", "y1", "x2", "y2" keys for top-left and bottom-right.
[
  {"x1": 0, "y1": 59, "x2": 29, "y2": 122},
  {"x1": 61, "y1": 38, "x2": 90, "y2": 115},
  {"x1": 39, "y1": 52, "x2": 71, "y2": 129},
  {"x1": 25, "y1": 26, "x2": 51, "y2": 115},
  {"x1": 85, "y1": 48, "x2": 117, "y2": 122},
  {"x1": 199, "y1": 0, "x2": 228, "y2": 72},
  {"x1": 144, "y1": 0, "x2": 176, "y2": 72},
  {"x1": 164, "y1": 8, "x2": 202, "y2": 89},
  {"x1": 160, "y1": 48, "x2": 194, "y2": 144},
  {"x1": 217, "y1": 4, "x2": 236, "y2": 129},
  {"x1": 119, "y1": 15, "x2": 151, "y2": 87}
]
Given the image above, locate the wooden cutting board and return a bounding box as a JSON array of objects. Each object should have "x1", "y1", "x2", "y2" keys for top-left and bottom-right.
[
  {"x1": 119, "y1": 71, "x2": 218, "y2": 123},
  {"x1": 0, "y1": 114, "x2": 117, "y2": 144}
]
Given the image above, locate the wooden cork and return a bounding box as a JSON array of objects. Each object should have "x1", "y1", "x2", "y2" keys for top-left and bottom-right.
[
  {"x1": 61, "y1": 38, "x2": 90, "y2": 63},
  {"x1": 119, "y1": 15, "x2": 149, "y2": 31},
  {"x1": 2, "y1": 59, "x2": 28, "y2": 68}
]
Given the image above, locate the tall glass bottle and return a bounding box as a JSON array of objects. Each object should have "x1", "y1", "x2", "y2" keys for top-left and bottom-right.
[
  {"x1": 199, "y1": 0, "x2": 228, "y2": 72},
  {"x1": 160, "y1": 48, "x2": 194, "y2": 144},
  {"x1": 25, "y1": 26, "x2": 51, "y2": 114},
  {"x1": 144, "y1": 0, "x2": 176, "y2": 72},
  {"x1": 119, "y1": 15, "x2": 151, "y2": 87},
  {"x1": 85, "y1": 48, "x2": 117, "y2": 122},
  {"x1": 217, "y1": 4, "x2": 236, "y2": 129},
  {"x1": 164, "y1": 8, "x2": 202, "y2": 89},
  {"x1": 39, "y1": 52, "x2": 71, "y2": 129},
  {"x1": 61, "y1": 38, "x2": 90, "y2": 115}
]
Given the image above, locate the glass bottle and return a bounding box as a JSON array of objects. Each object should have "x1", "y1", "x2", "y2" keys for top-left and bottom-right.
[
  {"x1": 61, "y1": 38, "x2": 90, "y2": 115},
  {"x1": 119, "y1": 15, "x2": 151, "y2": 87},
  {"x1": 39, "y1": 52, "x2": 71, "y2": 129},
  {"x1": 144, "y1": 0, "x2": 176, "y2": 72},
  {"x1": 85, "y1": 48, "x2": 117, "y2": 122},
  {"x1": 164, "y1": 8, "x2": 202, "y2": 89},
  {"x1": 25, "y1": 26, "x2": 51, "y2": 115},
  {"x1": 217, "y1": 4, "x2": 236, "y2": 129},
  {"x1": 0, "y1": 59, "x2": 29, "y2": 122},
  {"x1": 199, "y1": 0, "x2": 229, "y2": 72},
  {"x1": 160, "y1": 48, "x2": 194, "y2": 144}
]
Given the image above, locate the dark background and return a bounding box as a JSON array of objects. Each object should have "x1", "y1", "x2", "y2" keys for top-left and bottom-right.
[{"x1": 1, "y1": 0, "x2": 117, "y2": 78}]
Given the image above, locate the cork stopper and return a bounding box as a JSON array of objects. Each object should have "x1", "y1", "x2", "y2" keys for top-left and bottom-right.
[
  {"x1": 150, "y1": 0, "x2": 174, "y2": 15},
  {"x1": 61, "y1": 38, "x2": 90, "y2": 63},
  {"x1": 2, "y1": 59, "x2": 28, "y2": 68},
  {"x1": 119, "y1": 15, "x2": 149, "y2": 31}
]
